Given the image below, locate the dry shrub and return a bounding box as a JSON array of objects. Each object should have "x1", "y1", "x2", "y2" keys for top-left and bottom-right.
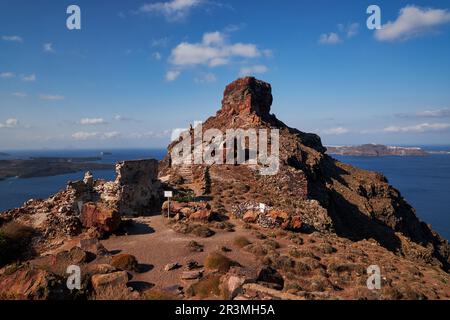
[
  {"x1": 234, "y1": 236, "x2": 251, "y2": 248},
  {"x1": 93, "y1": 286, "x2": 136, "y2": 300},
  {"x1": 263, "y1": 239, "x2": 280, "y2": 249},
  {"x1": 1, "y1": 221, "x2": 35, "y2": 240},
  {"x1": 172, "y1": 222, "x2": 215, "y2": 238},
  {"x1": 0, "y1": 222, "x2": 36, "y2": 267},
  {"x1": 328, "y1": 262, "x2": 365, "y2": 274},
  {"x1": 186, "y1": 274, "x2": 222, "y2": 299},
  {"x1": 289, "y1": 248, "x2": 319, "y2": 260},
  {"x1": 314, "y1": 243, "x2": 337, "y2": 255},
  {"x1": 204, "y1": 252, "x2": 238, "y2": 273},
  {"x1": 187, "y1": 240, "x2": 204, "y2": 252},
  {"x1": 244, "y1": 243, "x2": 268, "y2": 256}
]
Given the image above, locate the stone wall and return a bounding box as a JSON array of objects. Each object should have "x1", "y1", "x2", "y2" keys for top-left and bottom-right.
[{"x1": 113, "y1": 159, "x2": 162, "y2": 216}]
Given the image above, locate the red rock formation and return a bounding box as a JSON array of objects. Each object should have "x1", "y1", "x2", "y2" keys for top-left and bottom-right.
[
  {"x1": 80, "y1": 202, "x2": 121, "y2": 233},
  {"x1": 160, "y1": 77, "x2": 450, "y2": 271}
]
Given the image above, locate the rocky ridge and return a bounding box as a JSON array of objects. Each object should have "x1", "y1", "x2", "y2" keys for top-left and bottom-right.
[
  {"x1": 160, "y1": 77, "x2": 450, "y2": 272},
  {"x1": 0, "y1": 77, "x2": 449, "y2": 300}
]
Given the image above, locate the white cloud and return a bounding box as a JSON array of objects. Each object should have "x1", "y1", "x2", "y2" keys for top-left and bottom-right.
[
  {"x1": 72, "y1": 132, "x2": 98, "y2": 140},
  {"x1": 262, "y1": 49, "x2": 273, "y2": 58},
  {"x1": 165, "y1": 70, "x2": 181, "y2": 81},
  {"x1": 103, "y1": 131, "x2": 121, "y2": 139},
  {"x1": 138, "y1": 0, "x2": 202, "y2": 22},
  {"x1": 169, "y1": 31, "x2": 262, "y2": 67},
  {"x1": 224, "y1": 24, "x2": 245, "y2": 33},
  {"x1": 194, "y1": 72, "x2": 217, "y2": 83},
  {"x1": 22, "y1": 74, "x2": 36, "y2": 82},
  {"x1": 80, "y1": 118, "x2": 107, "y2": 125},
  {"x1": 396, "y1": 108, "x2": 450, "y2": 118},
  {"x1": 43, "y1": 42, "x2": 54, "y2": 53},
  {"x1": 318, "y1": 32, "x2": 341, "y2": 44},
  {"x1": 323, "y1": 127, "x2": 349, "y2": 135},
  {"x1": 12, "y1": 92, "x2": 27, "y2": 98},
  {"x1": 152, "y1": 37, "x2": 169, "y2": 47},
  {"x1": 39, "y1": 94, "x2": 64, "y2": 101},
  {"x1": 375, "y1": 6, "x2": 450, "y2": 42},
  {"x1": 202, "y1": 31, "x2": 225, "y2": 45},
  {"x1": 384, "y1": 122, "x2": 450, "y2": 133},
  {"x1": 72, "y1": 131, "x2": 121, "y2": 141},
  {"x1": 0, "y1": 72, "x2": 15, "y2": 79},
  {"x1": 339, "y1": 22, "x2": 359, "y2": 38},
  {"x1": 0, "y1": 118, "x2": 19, "y2": 128},
  {"x1": 416, "y1": 108, "x2": 450, "y2": 117},
  {"x1": 152, "y1": 52, "x2": 162, "y2": 60},
  {"x1": 2, "y1": 35, "x2": 23, "y2": 43},
  {"x1": 114, "y1": 114, "x2": 139, "y2": 122},
  {"x1": 239, "y1": 65, "x2": 268, "y2": 76}
]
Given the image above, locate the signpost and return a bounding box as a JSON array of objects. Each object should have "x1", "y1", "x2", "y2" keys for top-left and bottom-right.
[
  {"x1": 259, "y1": 203, "x2": 266, "y2": 213},
  {"x1": 164, "y1": 191, "x2": 173, "y2": 219}
]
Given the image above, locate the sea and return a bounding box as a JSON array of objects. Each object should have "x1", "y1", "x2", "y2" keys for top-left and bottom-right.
[{"x1": 0, "y1": 147, "x2": 449, "y2": 241}]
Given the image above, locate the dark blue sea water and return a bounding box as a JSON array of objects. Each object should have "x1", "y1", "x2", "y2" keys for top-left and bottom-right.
[
  {"x1": 0, "y1": 149, "x2": 166, "y2": 212},
  {"x1": 334, "y1": 149, "x2": 450, "y2": 241},
  {"x1": 1, "y1": 147, "x2": 449, "y2": 240}
]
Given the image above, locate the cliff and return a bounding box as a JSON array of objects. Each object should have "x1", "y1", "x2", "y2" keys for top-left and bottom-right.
[
  {"x1": 1, "y1": 77, "x2": 449, "y2": 300},
  {"x1": 160, "y1": 77, "x2": 450, "y2": 271}
]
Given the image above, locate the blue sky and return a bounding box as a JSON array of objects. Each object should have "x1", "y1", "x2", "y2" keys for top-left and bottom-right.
[{"x1": 1, "y1": 0, "x2": 450, "y2": 150}]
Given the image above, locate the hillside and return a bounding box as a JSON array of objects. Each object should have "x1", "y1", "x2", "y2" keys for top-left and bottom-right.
[{"x1": 0, "y1": 77, "x2": 449, "y2": 300}]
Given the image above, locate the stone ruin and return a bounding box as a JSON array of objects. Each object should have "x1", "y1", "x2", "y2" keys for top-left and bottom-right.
[{"x1": 63, "y1": 159, "x2": 162, "y2": 219}]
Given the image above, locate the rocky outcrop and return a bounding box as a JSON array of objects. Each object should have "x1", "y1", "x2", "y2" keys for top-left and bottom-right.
[
  {"x1": 0, "y1": 159, "x2": 162, "y2": 250},
  {"x1": 232, "y1": 202, "x2": 303, "y2": 231},
  {"x1": 160, "y1": 77, "x2": 450, "y2": 272},
  {"x1": 0, "y1": 266, "x2": 70, "y2": 300},
  {"x1": 0, "y1": 244, "x2": 141, "y2": 300},
  {"x1": 80, "y1": 202, "x2": 121, "y2": 234},
  {"x1": 161, "y1": 200, "x2": 213, "y2": 222}
]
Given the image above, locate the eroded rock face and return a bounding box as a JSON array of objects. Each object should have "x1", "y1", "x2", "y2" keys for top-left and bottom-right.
[
  {"x1": 160, "y1": 77, "x2": 450, "y2": 272},
  {"x1": 220, "y1": 77, "x2": 272, "y2": 120},
  {"x1": 91, "y1": 271, "x2": 129, "y2": 294},
  {"x1": 80, "y1": 202, "x2": 121, "y2": 234},
  {"x1": 0, "y1": 266, "x2": 69, "y2": 300}
]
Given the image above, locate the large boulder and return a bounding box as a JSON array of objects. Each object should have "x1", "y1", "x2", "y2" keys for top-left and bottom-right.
[
  {"x1": 91, "y1": 271, "x2": 129, "y2": 294},
  {"x1": 256, "y1": 266, "x2": 284, "y2": 290},
  {"x1": 110, "y1": 254, "x2": 138, "y2": 272},
  {"x1": 0, "y1": 266, "x2": 69, "y2": 300},
  {"x1": 80, "y1": 202, "x2": 121, "y2": 233},
  {"x1": 220, "y1": 267, "x2": 257, "y2": 300}
]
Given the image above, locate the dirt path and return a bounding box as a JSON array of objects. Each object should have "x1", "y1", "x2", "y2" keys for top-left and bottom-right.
[{"x1": 101, "y1": 215, "x2": 259, "y2": 292}]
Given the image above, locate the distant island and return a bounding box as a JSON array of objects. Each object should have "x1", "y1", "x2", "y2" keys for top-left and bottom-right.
[
  {"x1": 0, "y1": 152, "x2": 10, "y2": 157},
  {"x1": 326, "y1": 144, "x2": 428, "y2": 156},
  {"x1": 0, "y1": 157, "x2": 114, "y2": 181}
]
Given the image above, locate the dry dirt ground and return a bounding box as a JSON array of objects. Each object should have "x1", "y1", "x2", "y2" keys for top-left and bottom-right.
[
  {"x1": 48, "y1": 213, "x2": 450, "y2": 300},
  {"x1": 105, "y1": 216, "x2": 260, "y2": 292}
]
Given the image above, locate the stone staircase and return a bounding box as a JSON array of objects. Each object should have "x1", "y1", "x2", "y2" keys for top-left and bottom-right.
[{"x1": 176, "y1": 165, "x2": 194, "y2": 183}]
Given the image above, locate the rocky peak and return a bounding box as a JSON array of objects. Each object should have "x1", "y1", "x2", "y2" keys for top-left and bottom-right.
[{"x1": 219, "y1": 77, "x2": 273, "y2": 121}]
